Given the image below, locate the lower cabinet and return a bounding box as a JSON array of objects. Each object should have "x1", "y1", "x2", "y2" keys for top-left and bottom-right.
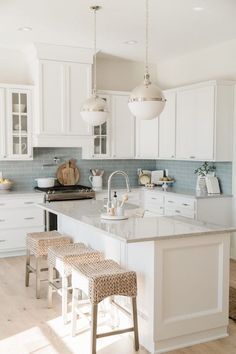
[{"x1": 0, "y1": 193, "x2": 45, "y2": 257}]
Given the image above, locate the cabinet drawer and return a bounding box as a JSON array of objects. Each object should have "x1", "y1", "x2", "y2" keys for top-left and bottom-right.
[
  {"x1": 0, "y1": 207, "x2": 44, "y2": 229},
  {"x1": 165, "y1": 196, "x2": 195, "y2": 210},
  {"x1": 0, "y1": 226, "x2": 44, "y2": 251},
  {"x1": 165, "y1": 207, "x2": 195, "y2": 219},
  {"x1": 145, "y1": 192, "x2": 164, "y2": 205},
  {"x1": 0, "y1": 195, "x2": 44, "y2": 209},
  {"x1": 145, "y1": 203, "x2": 164, "y2": 215}
]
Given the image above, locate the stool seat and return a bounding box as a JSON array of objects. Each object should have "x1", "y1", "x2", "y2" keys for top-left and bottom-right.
[
  {"x1": 48, "y1": 243, "x2": 103, "y2": 276},
  {"x1": 25, "y1": 230, "x2": 71, "y2": 299},
  {"x1": 47, "y1": 242, "x2": 104, "y2": 324},
  {"x1": 27, "y1": 230, "x2": 71, "y2": 257},
  {"x1": 72, "y1": 259, "x2": 137, "y2": 305}
]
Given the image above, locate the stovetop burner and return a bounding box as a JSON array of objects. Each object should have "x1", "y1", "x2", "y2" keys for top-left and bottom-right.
[{"x1": 35, "y1": 184, "x2": 92, "y2": 192}]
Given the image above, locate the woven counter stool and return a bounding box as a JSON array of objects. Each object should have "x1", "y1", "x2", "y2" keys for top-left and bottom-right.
[
  {"x1": 25, "y1": 230, "x2": 71, "y2": 299},
  {"x1": 71, "y1": 259, "x2": 139, "y2": 354},
  {"x1": 47, "y1": 243, "x2": 103, "y2": 324}
]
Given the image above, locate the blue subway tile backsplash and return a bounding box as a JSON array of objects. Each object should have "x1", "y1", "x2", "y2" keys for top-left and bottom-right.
[{"x1": 0, "y1": 147, "x2": 232, "y2": 194}]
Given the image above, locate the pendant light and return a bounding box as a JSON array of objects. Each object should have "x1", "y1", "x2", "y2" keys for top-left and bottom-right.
[
  {"x1": 80, "y1": 6, "x2": 108, "y2": 126},
  {"x1": 128, "y1": 0, "x2": 166, "y2": 120}
]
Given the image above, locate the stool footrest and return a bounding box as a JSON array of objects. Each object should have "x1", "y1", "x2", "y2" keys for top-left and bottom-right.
[{"x1": 96, "y1": 327, "x2": 134, "y2": 339}]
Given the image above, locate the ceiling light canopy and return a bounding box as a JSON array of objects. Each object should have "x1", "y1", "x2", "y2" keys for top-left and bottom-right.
[
  {"x1": 128, "y1": 0, "x2": 166, "y2": 120},
  {"x1": 124, "y1": 40, "x2": 138, "y2": 45},
  {"x1": 193, "y1": 6, "x2": 204, "y2": 11},
  {"x1": 80, "y1": 6, "x2": 108, "y2": 126}
]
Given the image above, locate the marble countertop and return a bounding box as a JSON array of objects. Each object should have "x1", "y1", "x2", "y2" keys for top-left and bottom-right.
[
  {"x1": 37, "y1": 199, "x2": 236, "y2": 243},
  {"x1": 96, "y1": 186, "x2": 232, "y2": 199},
  {"x1": 0, "y1": 189, "x2": 44, "y2": 198}
]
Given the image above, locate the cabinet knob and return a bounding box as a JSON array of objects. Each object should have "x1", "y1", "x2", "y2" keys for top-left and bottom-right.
[
  {"x1": 171, "y1": 155, "x2": 175, "y2": 158},
  {"x1": 190, "y1": 156, "x2": 196, "y2": 159}
]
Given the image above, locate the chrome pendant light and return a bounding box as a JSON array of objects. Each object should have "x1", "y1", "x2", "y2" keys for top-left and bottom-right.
[
  {"x1": 80, "y1": 6, "x2": 108, "y2": 126},
  {"x1": 128, "y1": 0, "x2": 166, "y2": 120}
]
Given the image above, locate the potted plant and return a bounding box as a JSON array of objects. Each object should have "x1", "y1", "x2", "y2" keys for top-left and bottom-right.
[{"x1": 194, "y1": 162, "x2": 216, "y2": 193}]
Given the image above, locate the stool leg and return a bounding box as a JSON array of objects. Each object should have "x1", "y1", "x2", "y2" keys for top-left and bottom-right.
[
  {"x1": 91, "y1": 304, "x2": 98, "y2": 354},
  {"x1": 25, "y1": 249, "x2": 30, "y2": 287},
  {"x1": 48, "y1": 264, "x2": 54, "y2": 308},
  {"x1": 71, "y1": 288, "x2": 79, "y2": 337},
  {"x1": 36, "y1": 257, "x2": 41, "y2": 299},
  {"x1": 62, "y1": 275, "x2": 68, "y2": 324},
  {"x1": 132, "y1": 297, "x2": 139, "y2": 351}
]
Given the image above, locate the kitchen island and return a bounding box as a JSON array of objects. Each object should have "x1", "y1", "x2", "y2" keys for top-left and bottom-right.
[{"x1": 38, "y1": 200, "x2": 235, "y2": 354}]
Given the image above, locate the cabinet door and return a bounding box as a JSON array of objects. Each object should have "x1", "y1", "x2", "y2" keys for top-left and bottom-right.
[
  {"x1": 159, "y1": 91, "x2": 176, "y2": 159},
  {"x1": 112, "y1": 94, "x2": 135, "y2": 159},
  {"x1": 40, "y1": 60, "x2": 65, "y2": 134},
  {"x1": 6, "y1": 89, "x2": 32, "y2": 159},
  {"x1": 0, "y1": 89, "x2": 6, "y2": 159},
  {"x1": 176, "y1": 85, "x2": 215, "y2": 160},
  {"x1": 67, "y1": 62, "x2": 92, "y2": 135},
  {"x1": 136, "y1": 118, "x2": 159, "y2": 159}
]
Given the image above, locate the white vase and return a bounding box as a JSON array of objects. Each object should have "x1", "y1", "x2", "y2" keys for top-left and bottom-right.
[{"x1": 196, "y1": 176, "x2": 207, "y2": 194}]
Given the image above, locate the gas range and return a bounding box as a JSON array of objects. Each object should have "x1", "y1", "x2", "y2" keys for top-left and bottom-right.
[{"x1": 35, "y1": 184, "x2": 95, "y2": 202}]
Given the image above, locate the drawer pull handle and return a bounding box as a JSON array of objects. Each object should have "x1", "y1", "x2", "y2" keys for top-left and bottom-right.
[
  {"x1": 0, "y1": 239, "x2": 6, "y2": 242},
  {"x1": 175, "y1": 210, "x2": 181, "y2": 213},
  {"x1": 151, "y1": 197, "x2": 157, "y2": 200},
  {"x1": 168, "y1": 200, "x2": 174, "y2": 203},
  {"x1": 24, "y1": 202, "x2": 34, "y2": 205},
  {"x1": 0, "y1": 219, "x2": 5, "y2": 222},
  {"x1": 190, "y1": 156, "x2": 196, "y2": 159},
  {"x1": 182, "y1": 203, "x2": 190, "y2": 206},
  {"x1": 24, "y1": 217, "x2": 35, "y2": 220},
  {"x1": 160, "y1": 207, "x2": 164, "y2": 210},
  {"x1": 0, "y1": 203, "x2": 6, "y2": 206}
]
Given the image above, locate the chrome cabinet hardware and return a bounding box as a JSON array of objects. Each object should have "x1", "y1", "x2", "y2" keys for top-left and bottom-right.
[
  {"x1": 168, "y1": 200, "x2": 174, "y2": 203},
  {"x1": 24, "y1": 201, "x2": 34, "y2": 205},
  {"x1": 175, "y1": 210, "x2": 181, "y2": 213},
  {"x1": 24, "y1": 217, "x2": 35, "y2": 220},
  {"x1": 190, "y1": 156, "x2": 196, "y2": 159},
  {"x1": 0, "y1": 203, "x2": 6, "y2": 206},
  {"x1": 0, "y1": 219, "x2": 5, "y2": 222},
  {"x1": 0, "y1": 239, "x2": 6, "y2": 242},
  {"x1": 151, "y1": 197, "x2": 157, "y2": 200},
  {"x1": 182, "y1": 203, "x2": 190, "y2": 206}
]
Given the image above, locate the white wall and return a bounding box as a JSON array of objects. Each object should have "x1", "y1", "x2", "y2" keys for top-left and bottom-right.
[
  {"x1": 0, "y1": 47, "x2": 33, "y2": 84},
  {"x1": 97, "y1": 55, "x2": 157, "y2": 91},
  {"x1": 157, "y1": 39, "x2": 236, "y2": 89}
]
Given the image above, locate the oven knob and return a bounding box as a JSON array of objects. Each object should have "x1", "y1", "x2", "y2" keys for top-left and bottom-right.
[{"x1": 52, "y1": 190, "x2": 55, "y2": 194}]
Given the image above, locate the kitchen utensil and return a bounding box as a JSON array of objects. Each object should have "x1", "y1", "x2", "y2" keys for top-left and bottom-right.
[
  {"x1": 206, "y1": 176, "x2": 220, "y2": 194},
  {"x1": 89, "y1": 175, "x2": 102, "y2": 191},
  {"x1": 35, "y1": 178, "x2": 56, "y2": 188},
  {"x1": 0, "y1": 179, "x2": 13, "y2": 190},
  {"x1": 138, "y1": 169, "x2": 151, "y2": 185},
  {"x1": 13, "y1": 104, "x2": 26, "y2": 113},
  {"x1": 151, "y1": 170, "x2": 164, "y2": 185},
  {"x1": 57, "y1": 160, "x2": 80, "y2": 186},
  {"x1": 120, "y1": 193, "x2": 128, "y2": 208}
]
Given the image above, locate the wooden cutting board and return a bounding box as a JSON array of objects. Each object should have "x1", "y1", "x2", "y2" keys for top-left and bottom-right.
[{"x1": 56, "y1": 159, "x2": 80, "y2": 186}]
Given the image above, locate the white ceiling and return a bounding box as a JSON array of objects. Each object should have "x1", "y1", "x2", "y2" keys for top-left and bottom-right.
[{"x1": 0, "y1": 0, "x2": 236, "y2": 62}]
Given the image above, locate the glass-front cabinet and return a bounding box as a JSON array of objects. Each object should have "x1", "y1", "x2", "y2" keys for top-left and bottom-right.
[
  {"x1": 6, "y1": 89, "x2": 32, "y2": 160},
  {"x1": 92, "y1": 121, "x2": 109, "y2": 157}
]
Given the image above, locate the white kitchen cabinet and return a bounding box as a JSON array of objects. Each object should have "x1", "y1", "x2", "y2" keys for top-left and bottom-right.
[
  {"x1": 176, "y1": 81, "x2": 234, "y2": 161},
  {"x1": 34, "y1": 59, "x2": 92, "y2": 147},
  {"x1": 111, "y1": 94, "x2": 135, "y2": 159},
  {"x1": 136, "y1": 118, "x2": 159, "y2": 159},
  {"x1": 158, "y1": 90, "x2": 176, "y2": 159},
  {"x1": 0, "y1": 193, "x2": 45, "y2": 258},
  {"x1": 0, "y1": 84, "x2": 33, "y2": 161},
  {"x1": 82, "y1": 91, "x2": 135, "y2": 159}
]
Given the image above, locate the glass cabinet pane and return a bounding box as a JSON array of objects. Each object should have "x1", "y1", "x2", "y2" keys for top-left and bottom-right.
[
  {"x1": 101, "y1": 122, "x2": 107, "y2": 135},
  {"x1": 94, "y1": 137, "x2": 100, "y2": 155},
  {"x1": 13, "y1": 115, "x2": 20, "y2": 132},
  {"x1": 21, "y1": 137, "x2": 28, "y2": 155},
  {"x1": 94, "y1": 125, "x2": 100, "y2": 135},
  {"x1": 101, "y1": 137, "x2": 107, "y2": 154}
]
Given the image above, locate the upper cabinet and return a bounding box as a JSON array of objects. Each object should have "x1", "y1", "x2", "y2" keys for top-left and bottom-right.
[
  {"x1": 175, "y1": 81, "x2": 234, "y2": 161},
  {"x1": 111, "y1": 93, "x2": 135, "y2": 159},
  {"x1": 135, "y1": 118, "x2": 159, "y2": 159},
  {"x1": 82, "y1": 91, "x2": 135, "y2": 159},
  {"x1": 32, "y1": 44, "x2": 94, "y2": 147},
  {"x1": 0, "y1": 85, "x2": 33, "y2": 161},
  {"x1": 158, "y1": 90, "x2": 176, "y2": 159}
]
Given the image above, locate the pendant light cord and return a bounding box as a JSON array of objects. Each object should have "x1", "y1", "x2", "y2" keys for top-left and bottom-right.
[
  {"x1": 93, "y1": 7, "x2": 97, "y2": 96},
  {"x1": 144, "y1": 0, "x2": 151, "y2": 86}
]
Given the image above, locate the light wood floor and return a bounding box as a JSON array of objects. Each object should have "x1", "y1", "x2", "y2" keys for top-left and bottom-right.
[{"x1": 0, "y1": 256, "x2": 236, "y2": 354}]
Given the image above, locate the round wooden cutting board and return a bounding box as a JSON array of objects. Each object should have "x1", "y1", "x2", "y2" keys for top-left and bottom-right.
[{"x1": 56, "y1": 159, "x2": 80, "y2": 186}]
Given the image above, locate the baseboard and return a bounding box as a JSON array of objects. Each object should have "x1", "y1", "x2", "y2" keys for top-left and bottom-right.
[{"x1": 0, "y1": 249, "x2": 26, "y2": 258}]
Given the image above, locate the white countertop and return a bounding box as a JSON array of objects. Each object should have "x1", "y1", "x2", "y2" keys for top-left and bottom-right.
[
  {"x1": 37, "y1": 200, "x2": 236, "y2": 243},
  {"x1": 0, "y1": 189, "x2": 44, "y2": 198},
  {"x1": 96, "y1": 186, "x2": 232, "y2": 199}
]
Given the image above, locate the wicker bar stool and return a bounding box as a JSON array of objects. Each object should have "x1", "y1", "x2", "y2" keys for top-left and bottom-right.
[
  {"x1": 25, "y1": 230, "x2": 71, "y2": 299},
  {"x1": 47, "y1": 243, "x2": 103, "y2": 324},
  {"x1": 71, "y1": 259, "x2": 139, "y2": 354}
]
